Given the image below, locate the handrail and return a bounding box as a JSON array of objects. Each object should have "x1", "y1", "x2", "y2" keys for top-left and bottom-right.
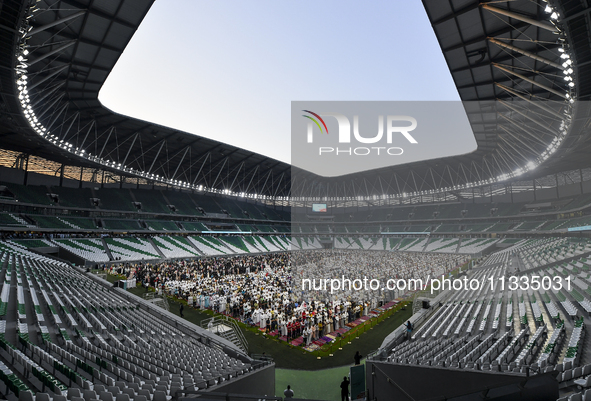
[
  {"x1": 174, "y1": 389, "x2": 282, "y2": 400},
  {"x1": 371, "y1": 363, "x2": 416, "y2": 401},
  {"x1": 226, "y1": 316, "x2": 248, "y2": 352},
  {"x1": 111, "y1": 286, "x2": 245, "y2": 357},
  {"x1": 251, "y1": 353, "x2": 274, "y2": 362},
  {"x1": 202, "y1": 315, "x2": 249, "y2": 353}
]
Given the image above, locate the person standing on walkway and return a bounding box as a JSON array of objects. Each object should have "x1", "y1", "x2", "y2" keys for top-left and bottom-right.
[
  {"x1": 354, "y1": 350, "x2": 362, "y2": 365},
  {"x1": 283, "y1": 384, "x2": 294, "y2": 398},
  {"x1": 340, "y1": 376, "x2": 350, "y2": 401},
  {"x1": 405, "y1": 320, "x2": 413, "y2": 339}
]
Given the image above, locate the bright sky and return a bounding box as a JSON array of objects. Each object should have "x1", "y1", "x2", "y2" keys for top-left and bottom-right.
[{"x1": 99, "y1": 0, "x2": 460, "y2": 165}]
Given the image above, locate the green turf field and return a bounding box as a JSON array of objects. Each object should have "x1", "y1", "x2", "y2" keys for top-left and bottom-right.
[{"x1": 275, "y1": 364, "x2": 353, "y2": 400}]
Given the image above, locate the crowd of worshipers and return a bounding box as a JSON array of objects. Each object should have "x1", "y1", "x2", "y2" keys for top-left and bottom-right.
[
  {"x1": 292, "y1": 250, "x2": 466, "y2": 301},
  {"x1": 111, "y1": 250, "x2": 466, "y2": 345}
]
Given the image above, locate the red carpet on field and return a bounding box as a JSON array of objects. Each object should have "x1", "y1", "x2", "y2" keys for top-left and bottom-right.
[{"x1": 290, "y1": 337, "x2": 304, "y2": 346}]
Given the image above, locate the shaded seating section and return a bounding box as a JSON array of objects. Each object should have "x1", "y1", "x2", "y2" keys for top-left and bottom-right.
[
  {"x1": 540, "y1": 220, "x2": 572, "y2": 231},
  {"x1": 433, "y1": 224, "x2": 462, "y2": 233},
  {"x1": 1, "y1": 181, "x2": 292, "y2": 223},
  {"x1": 0, "y1": 213, "x2": 30, "y2": 228},
  {"x1": 512, "y1": 221, "x2": 546, "y2": 231},
  {"x1": 412, "y1": 205, "x2": 438, "y2": 220},
  {"x1": 407, "y1": 224, "x2": 431, "y2": 232},
  {"x1": 388, "y1": 206, "x2": 415, "y2": 220},
  {"x1": 485, "y1": 222, "x2": 514, "y2": 232},
  {"x1": 436, "y1": 203, "x2": 466, "y2": 219},
  {"x1": 178, "y1": 221, "x2": 208, "y2": 232},
  {"x1": 464, "y1": 223, "x2": 495, "y2": 232},
  {"x1": 565, "y1": 216, "x2": 591, "y2": 230},
  {"x1": 102, "y1": 220, "x2": 141, "y2": 231},
  {"x1": 259, "y1": 207, "x2": 289, "y2": 221},
  {"x1": 60, "y1": 218, "x2": 97, "y2": 230},
  {"x1": 29, "y1": 216, "x2": 72, "y2": 230},
  {"x1": 561, "y1": 193, "x2": 591, "y2": 211},
  {"x1": 381, "y1": 224, "x2": 407, "y2": 233},
  {"x1": 93, "y1": 189, "x2": 136, "y2": 212},
  {"x1": 145, "y1": 221, "x2": 179, "y2": 231},
  {"x1": 236, "y1": 224, "x2": 254, "y2": 232},
  {"x1": 4, "y1": 184, "x2": 51, "y2": 205},
  {"x1": 496, "y1": 203, "x2": 526, "y2": 216},
  {"x1": 193, "y1": 196, "x2": 223, "y2": 215},
  {"x1": 9, "y1": 239, "x2": 54, "y2": 249},
  {"x1": 231, "y1": 200, "x2": 265, "y2": 220},
  {"x1": 7, "y1": 183, "x2": 591, "y2": 238},
  {"x1": 133, "y1": 190, "x2": 170, "y2": 214},
  {"x1": 256, "y1": 225, "x2": 277, "y2": 234},
  {"x1": 465, "y1": 203, "x2": 495, "y2": 218},
  {"x1": 48, "y1": 187, "x2": 93, "y2": 209},
  {"x1": 162, "y1": 191, "x2": 199, "y2": 215}
]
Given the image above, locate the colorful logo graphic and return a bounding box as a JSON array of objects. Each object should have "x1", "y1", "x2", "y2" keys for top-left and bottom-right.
[
  {"x1": 302, "y1": 110, "x2": 329, "y2": 135},
  {"x1": 292, "y1": 101, "x2": 478, "y2": 177}
]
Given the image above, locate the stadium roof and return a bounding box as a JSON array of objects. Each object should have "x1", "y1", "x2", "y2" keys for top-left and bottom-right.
[{"x1": 0, "y1": 0, "x2": 590, "y2": 200}]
